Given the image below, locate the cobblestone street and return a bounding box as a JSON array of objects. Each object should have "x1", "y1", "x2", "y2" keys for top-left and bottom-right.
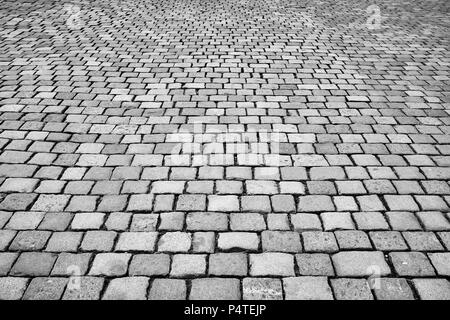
[{"x1": 0, "y1": 0, "x2": 449, "y2": 300}]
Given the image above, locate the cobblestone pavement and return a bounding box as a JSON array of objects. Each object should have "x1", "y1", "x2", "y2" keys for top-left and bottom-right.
[{"x1": 0, "y1": 0, "x2": 449, "y2": 300}]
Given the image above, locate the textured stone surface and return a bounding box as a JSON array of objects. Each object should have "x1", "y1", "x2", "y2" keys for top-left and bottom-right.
[
  {"x1": 283, "y1": 277, "x2": 333, "y2": 300},
  {"x1": 0, "y1": 0, "x2": 449, "y2": 300},
  {"x1": 189, "y1": 278, "x2": 241, "y2": 300}
]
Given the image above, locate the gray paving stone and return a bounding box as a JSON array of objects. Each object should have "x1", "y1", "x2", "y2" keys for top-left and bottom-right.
[
  {"x1": 390, "y1": 252, "x2": 435, "y2": 276},
  {"x1": 62, "y1": 277, "x2": 104, "y2": 300},
  {"x1": 250, "y1": 253, "x2": 295, "y2": 276},
  {"x1": 291, "y1": 214, "x2": 322, "y2": 231},
  {"x1": 412, "y1": 279, "x2": 450, "y2": 300},
  {"x1": 208, "y1": 195, "x2": 239, "y2": 212},
  {"x1": 9, "y1": 230, "x2": 51, "y2": 251},
  {"x1": 331, "y1": 278, "x2": 373, "y2": 300},
  {"x1": 298, "y1": 195, "x2": 335, "y2": 212},
  {"x1": 321, "y1": 212, "x2": 355, "y2": 231},
  {"x1": 335, "y1": 231, "x2": 372, "y2": 250},
  {"x1": 402, "y1": 232, "x2": 444, "y2": 251},
  {"x1": 428, "y1": 253, "x2": 450, "y2": 276},
  {"x1": 262, "y1": 231, "x2": 302, "y2": 253},
  {"x1": 31, "y1": 194, "x2": 70, "y2": 212},
  {"x1": 130, "y1": 214, "x2": 158, "y2": 232},
  {"x1": 386, "y1": 211, "x2": 422, "y2": 231},
  {"x1": 332, "y1": 251, "x2": 391, "y2": 276},
  {"x1": 242, "y1": 278, "x2": 283, "y2": 300},
  {"x1": 0, "y1": 230, "x2": 16, "y2": 250},
  {"x1": 6, "y1": 211, "x2": 44, "y2": 230},
  {"x1": 81, "y1": 231, "x2": 116, "y2": 251},
  {"x1": 369, "y1": 231, "x2": 408, "y2": 251},
  {"x1": 52, "y1": 253, "x2": 91, "y2": 276},
  {"x1": 45, "y1": 232, "x2": 83, "y2": 252},
  {"x1": 230, "y1": 213, "x2": 266, "y2": 231},
  {"x1": 302, "y1": 231, "x2": 339, "y2": 253},
  {"x1": 0, "y1": 277, "x2": 28, "y2": 300},
  {"x1": 186, "y1": 212, "x2": 228, "y2": 231},
  {"x1": 10, "y1": 252, "x2": 57, "y2": 276},
  {"x1": 372, "y1": 278, "x2": 415, "y2": 300},
  {"x1": 209, "y1": 253, "x2": 247, "y2": 276},
  {"x1": 189, "y1": 278, "x2": 241, "y2": 300},
  {"x1": 149, "y1": 279, "x2": 186, "y2": 300},
  {"x1": 0, "y1": 252, "x2": 18, "y2": 275},
  {"x1": 283, "y1": 277, "x2": 333, "y2": 300},
  {"x1": 416, "y1": 211, "x2": 450, "y2": 231},
  {"x1": 89, "y1": 253, "x2": 131, "y2": 276},
  {"x1": 192, "y1": 232, "x2": 215, "y2": 253},
  {"x1": 115, "y1": 232, "x2": 157, "y2": 252},
  {"x1": 23, "y1": 277, "x2": 68, "y2": 300},
  {"x1": 218, "y1": 232, "x2": 259, "y2": 251},
  {"x1": 129, "y1": 254, "x2": 170, "y2": 276},
  {"x1": 170, "y1": 254, "x2": 206, "y2": 277},
  {"x1": 38, "y1": 212, "x2": 73, "y2": 231},
  {"x1": 296, "y1": 253, "x2": 334, "y2": 276},
  {"x1": 103, "y1": 277, "x2": 149, "y2": 300},
  {"x1": 1, "y1": 0, "x2": 449, "y2": 301},
  {"x1": 176, "y1": 194, "x2": 206, "y2": 211}
]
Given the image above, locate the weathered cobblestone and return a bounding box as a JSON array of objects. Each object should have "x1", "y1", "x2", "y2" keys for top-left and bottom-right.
[
  {"x1": 242, "y1": 278, "x2": 283, "y2": 300},
  {"x1": 412, "y1": 279, "x2": 450, "y2": 300},
  {"x1": 0, "y1": 0, "x2": 449, "y2": 300},
  {"x1": 283, "y1": 277, "x2": 333, "y2": 300}
]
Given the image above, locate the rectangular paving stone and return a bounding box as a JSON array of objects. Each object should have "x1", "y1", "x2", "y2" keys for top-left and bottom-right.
[
  {"x1": 0, "y1": 277, "x2": 28, "y2": 300},
  {"x1": 1, "y1": 0, "x2": 450, "y2": 302},
  {"x1": 250, "y1": 253, "x2": 295, "y2": 276},
  {"x1": 331, "y1": 278, "x2": 373, "y2": 300},
  {"x1": 115, "y1": 232, "x2": 157, "y2": 252},
  {"x1": 208, "y1": 253, "x2": 248, "y2": 276},
  {"x1": 332, "y1": 251, "x2": 391, "y2": 276},
  {"x1": 372, "y1": 278, "x2": 415, "y2": 300},
  {"x1": 262, "y1": 231, "x2": 302, "y2": 253},
  {"x1": 62, "y1": 277, "x2": 104, "y2": 300},
  {"x1": 243, "y1": 278, "x2": 283, "y2": 300},
  {"x1": 389, "y1": 252, "x2": 436, "y2": 277},
  {"x1": 23, "y1": 277, "x2": 68, "y2": 300},
  {"x1": 283, "y1": 276, "x2": 333, "y2": 300},
  {"x1": 189, "y1": 278, "x2": 241, "y2": 300},
  {"x1": 103, "y1": 277, "x2": 149, "y2": 300},
  {"x1": 149, "y1": 279, "x2": 186, "y2": 300},
  {"x1": 170, "y1": 254, "x2": 206, "y2": 277},
  {"x1": 186, "y1": 212, "x2": 228, "y2": 231},
  {"x1": 89, "y1": 253, "x2": 131, "y2": 276},
  {"x1": 412, "y1": 279, "x2": 450, "y2": 300},
  {"x1": 129, "y1": 254, "x2": 170, "y2": 276}
]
